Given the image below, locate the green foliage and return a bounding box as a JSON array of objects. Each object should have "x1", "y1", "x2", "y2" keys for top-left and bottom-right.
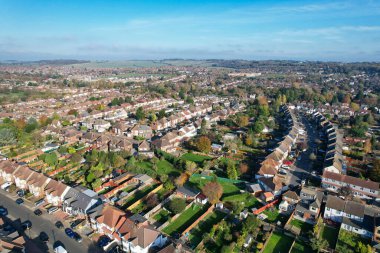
[
  {"x1": 0, "y1": 128, "x2": 16, "y2": 146},
  {"x1": 167, "y1": 198, "x2": 186, "y2": 214},
  {"x1": 227, "y1": 160, "x2": 238, "y2": 180},
  {"x1": 136, "y1": 107, "x2": 145, "y2": 120},
  {"x1": 44, "y1": 152, "x2": 58, "y2": 166}
]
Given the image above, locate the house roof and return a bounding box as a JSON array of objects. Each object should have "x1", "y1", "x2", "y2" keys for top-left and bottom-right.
[
  {"x1": 0, "y1": 160, "x2": 19, "y2": 174},
  {"x1": 96, "y1": 205, "x2": 126, "y2": 229},
  {"x1": 325, "y1": 195, "x2": 345, "y2": 211},
  {"x1": 323, "y1": 171, "x2": 380, "y2": 191},
  {"x1": 176, "y1": 186, "x2": 200, "y2": 197},
  {"x1": 45, "y1": 179, "x2": 69, "y2": 197},
  {"x1": 130, "y1": 225, "x2": 161, "y2": 249},
  {"x1": 283, "y1": 190, "x2": 299, "y2": 200},
  {"x1": 345, "y1": 201, "x2": 365, "y2": 218}
]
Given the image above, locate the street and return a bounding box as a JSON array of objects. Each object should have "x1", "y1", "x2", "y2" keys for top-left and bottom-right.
[
  {"x1": 287, "y1": 112, "x2": 319, "y2": 187},
  {"x1": 0, "y1": 189, "x2": 102, "y2": 253}
]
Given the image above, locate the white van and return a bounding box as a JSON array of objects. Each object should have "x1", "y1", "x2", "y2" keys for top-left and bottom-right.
[{"x1": 54, "y1": 246, "x2": 68, "y2": 253}]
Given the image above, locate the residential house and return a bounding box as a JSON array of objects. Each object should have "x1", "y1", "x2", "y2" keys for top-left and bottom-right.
[
  {"x1": 0, "y1": 160, "x2": 19, "y2": 183},
  {"x1": 130, "y1": 125, "x2": 153, "y2": 139},
  {"x1": 12, "y1": 165, "x2": 33, "y2": 190},
  {"x1": 322, "y1": 171, "x2": 380, "y2": 200},
  {"x1": 279, "y1": 191, "x2": 299, "y2": 214},
  {"x1": 44, "y1": 179, "x2": 71, "y2": 206},
  {"x1": 27, "y1": 172, "x2": 50, "y2": 198},
  {"x1": 258, "y1": 175, "x2": 287, "y2": 197},
  {"x1": 137, "y1": 141, "x2": 154, "y2": 158},
  {"x1": 294, "y1": 187, "x2": 324, "y2": 224},
  {"x1": 62, "y1": 186, "x2": 101, "y2": 217}
]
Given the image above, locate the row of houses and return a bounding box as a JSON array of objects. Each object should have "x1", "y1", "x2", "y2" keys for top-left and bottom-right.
[
  {"x1": 0, "y1": 160, "x2": 173, "y2": 252},
  {"x1": 311, "y1": 111, "x2": 345, "y2": 174},
  {"x1": 256, "y1": 105, "x2": 301, "y2": 200}
]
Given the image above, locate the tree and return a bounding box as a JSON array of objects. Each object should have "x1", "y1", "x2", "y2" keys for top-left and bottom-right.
[
  {"x1": 86, "y1": 172, "x2": 96, "y2": 183},
  {"x1": 158, "y1": 109, "x2": 166, "y2": 119},
  {"x1": 44, "y1": 152, "x2": 58, "y2": 166},
  {"x1": 370, "y1": 159, "x2": 380, "y2": 182},
  {"x1": 252, "y1": 120, "x2": 264, "y2": 133},
  {"x1": 227, "y1": 160, "x2": 238, "y2": 180},
  {"x1": 175, "y1": 173, "x2": 189, "y2": 187},
  {"x1": 185, "y1": 161, "x2": 197, "y2": 174},
  {"x1": 363, "y1": 139, "x2": 372, "y2": 154},
  {"x1": 67, "y1": 146, "x2": 76, "y2": 154},
  {"x1": 310, "y1": 236, "x2": 328, "y2": 252},
  {"x1": 200, "y1": 119, "x2": 207, "y2": 135},
  {"x1": 167, "y1": 198, "x2": 186, "y2": 214},
  {"x1": 25, "y1": 117, "x2": 39, "y2": 133},
  {"x1": 350, "y1": 102, "x2": 360, "y2": 112},
  {"x1": 239, "y1": 163, "x2": 249, "y2": 175},
  {"x1": 236, "y1": 115, "x2": 249, "y2": 127},
  {"x1": 146, "y1": 194, "x2": 159, "y2": 208},
  {"x1": 149, "y1": 113, "x2": 157, "y2": 123},
  {"x1": 0, "y1": 128, "x2": 16, "y2": 146},
  {"x1": 202, "y1": 181, "x2": 223, "y2": 204},
  {"x1": 135, "y1": 107, "x2": 145, "y2": 121},
  {"x1": 195, "y1": 136, "x2": 211, "y2": 153},
  {"x1": 70, "y1": 153, "x2": 82, "y2": 164},
  {"x1": 112, "y1": 155, "x2": 125, "y2": 168}
]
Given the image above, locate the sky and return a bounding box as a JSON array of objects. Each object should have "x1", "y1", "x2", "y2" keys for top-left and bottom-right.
[{"x1": 0, "y1": 0, "x2": 380, "y2": 62}]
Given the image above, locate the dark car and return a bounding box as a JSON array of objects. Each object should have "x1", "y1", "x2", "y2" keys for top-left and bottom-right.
[
  {"x1": 15, "y1": 198, "x2": 24, "y2": 205},
  {"x1": 65, "y1": 228, "x2": 75, "y2": 238},
  {"x1": 70, "y1": 219, "x2": 84, "y2": 229},
  {"x1": 3, "y1": 224, "x2": 16, "y2": 233},
  {"x1": 21, "y1": 220, "x2": 32, "y2": 230},
  {"x1": 0, "y1": 207, "x2": 8, "y2": 216},
  {"x1": 34, "y1": 209, "x2": 42, "y2": 216},
  {"x1": 97, "y1": 236, "x2": 111, "y2": 247},
  {"x1": 55, "y1": 221, "x2": 64, "y2": 229},
  {"x1": 73, "y1": 232, "x2": 82, "y2": 243},
  {"x1": 16, "y1": 189, "x2": 25, "y2": 197},
  {"x1": 39, "y1": 232, "x2": 49, "y2": 242}
]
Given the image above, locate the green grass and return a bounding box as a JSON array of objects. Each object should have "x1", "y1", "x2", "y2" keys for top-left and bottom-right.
[
  {"x1": 181, "y1": 153, "x2": 212, "y2": 163},
  {"x1": 122, "y1": 184, "x2": 138, "y2": 193},
  {"x1": 162, "y1": 204, "x2": 209, "y2": 236},
  {"x1": 263, "y1": 209, "x2": 288, "y2": 225},
  {"x1": 157, "y1": 159, "x2": 181, "y2": 177},
  {"x1": 290, "y1": 240, "x2": 315, "y2": 253},
  {"x1": 320, "y1": 225, "x2": 339, "y2": 249},
  {"x1": 290, "y1": 219, "x2": 314, "y2": 235},
  {"x1": 153, "y1": 209, "x2": 172, "y2": 224},
  {"x1": 222, "y1": 192, "x2": 262, "y2": 209},
  {"x1": 263, "y1": 232, "x2": 294, "y2": 253},
  {"x1": 122, "y1": 183, "x2": 158, "y2": 208},
  {"x1": 188, "y1": 210, "x2": 226, "y2": 247}
]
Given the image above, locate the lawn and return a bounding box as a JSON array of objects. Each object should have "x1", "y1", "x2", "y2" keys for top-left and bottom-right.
[
  {"x1": 263, "y1": 232, "x2": 294, "y2": 253},
  {"x1": 263, "y1": 209, "x2": 288, "y2": 225},
  {"x1": 181, "y1": 153, "x2": 212, "y2": 163},
  {"x1": 157, "y1": 159, "x2": 181, "y2": 177},
  {"x1": 320, "y1": 225, "x2": 339, "y2": 249},
  {"x1": 222, "y1": 192, "x2": 262, "y2": 209},
  {"x1": 188, "y1": 210, "x2": 226, "y2": 247},
  {"x1": 290, "y1": 219, "x2": 314, "y2": 235},
  {"x1": 162, "y1": 204, "x2": 209, "y2": 236},
  {"x1": 153, "y1": 209, "x2": 172, "y2": 224},
  {"x1": 290, "y1": 240, "x2": 315, "y2": 253},
  {"x1": 122, "y1": 183, "x2": 158, "y2": 208}
]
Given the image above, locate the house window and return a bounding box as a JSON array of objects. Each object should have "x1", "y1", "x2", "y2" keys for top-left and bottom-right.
[{"x1": 370, "y1": 190, "x2": 375, "y2": 193}]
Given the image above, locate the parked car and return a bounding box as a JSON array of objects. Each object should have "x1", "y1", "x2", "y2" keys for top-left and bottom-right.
[
  {"x1": 16, "y1": 189, "x2": 25, "y2": 197},
  {"x1": 97, "y1": 236, "x2": 111, "y2": 247},
  {"x1": 34, "y1": 199, "x2": 45, "y2": 207},
  {"x1": 55, "y1": 221, "x2": 64, "y2": 229},
  {"x1": 0, "y1": 207, "x2": 8, "y2": 216},
  {"x1": 21, "y1": 220, "x2": 32, "y2": 230},
  {"x1": 47, "y1": 206, "x2": 59, "y2": 214},
  {"x1": 65, "y1": 228, "x2": 75, "y2": 238},
  {"x1": 73, "y1": 232, "x2": 82, "y2": 243},
  {"x1": 39, "y1": 232, "x2": 49, "y2": 242},
  {"x1": 70, "y1": 219, "x2": 84, "y2": 229},
  {"x1": 3, "y1": 224, "x2": 16, "y2": 233},
  {"x1": 16, "y1": 198, "x2": 24, "y2": 205},
  {"x1": 54, "y1": 245, "x2": 68, "y2": 253},
  {"x1": 34, "y1": 209, "x2": 43, "y2": 216},
  {"x1": 1, "y1": 182, "x2": 12, "y2": 190}
]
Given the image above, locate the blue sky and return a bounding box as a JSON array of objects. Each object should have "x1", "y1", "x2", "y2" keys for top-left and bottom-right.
[{"x1": 1, "y1": 0, "x2": 380, "y2": 61}]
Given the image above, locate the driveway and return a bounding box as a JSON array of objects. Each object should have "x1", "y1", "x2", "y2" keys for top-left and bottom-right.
[{"x1": 0, "y1": 189, "x2": 103, "y2": 253}]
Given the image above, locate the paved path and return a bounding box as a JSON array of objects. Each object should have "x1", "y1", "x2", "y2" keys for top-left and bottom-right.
[{"x1": 0, "y1": 189, "x2": 102, "y2": 253}]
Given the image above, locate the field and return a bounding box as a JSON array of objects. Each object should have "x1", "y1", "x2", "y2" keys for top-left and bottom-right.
[
  {"x1": 162, "y1": 204, "x2": 209, "y2": 236},
  {"x1": 263, "y1": 232, "x2": 294, "y2": 253}
]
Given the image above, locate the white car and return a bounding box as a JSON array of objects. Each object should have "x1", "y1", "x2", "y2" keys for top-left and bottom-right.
[{"x1": 1, "y1": 182, "x2": 12, "y2": 190}]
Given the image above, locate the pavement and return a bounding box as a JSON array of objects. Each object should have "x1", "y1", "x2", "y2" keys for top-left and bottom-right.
[
  {"x1": 287, "y1": 112, "x2": 320, "y2": 187},
  {"x1": 0, "y1": 189, "x2": 103, "y2": 253}
]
